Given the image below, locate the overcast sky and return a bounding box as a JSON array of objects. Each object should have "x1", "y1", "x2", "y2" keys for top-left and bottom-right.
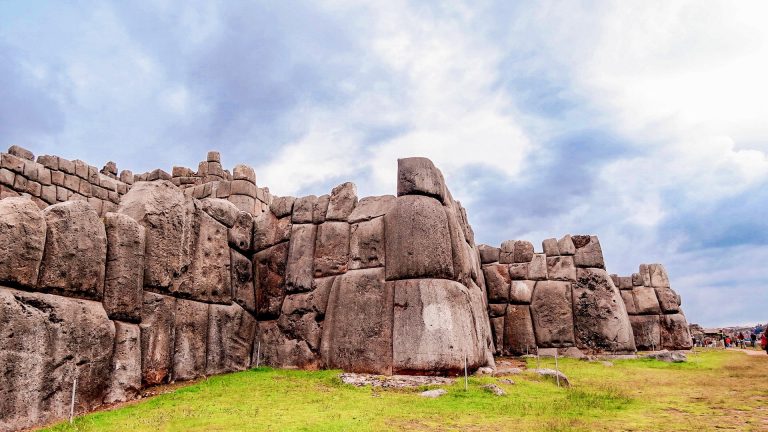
[{"x1": 2, "y1": 1, "x2": 766, "y2": 327}]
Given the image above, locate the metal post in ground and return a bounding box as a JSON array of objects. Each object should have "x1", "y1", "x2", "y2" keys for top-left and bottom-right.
[
  {"x1": 69, "y1": 376, "x2": 77, "y2": 424},
  {"x1": 536, "y1": 346, "x2": 540, "y2": 370},
  {"x1": 463, "y1": 354, "x2": 468, "y2": 391},
  {"x1": 256, "y1": 341, "x2": 261, "y2": 368},
  {"x1": 554, "y1": 350, "x2": 560, "y2": 388}
]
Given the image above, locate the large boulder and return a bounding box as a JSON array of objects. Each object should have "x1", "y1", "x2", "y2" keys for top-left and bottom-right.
[
  {"x1": 200, "y1": 198, "x2": 240, "y2": 227},
  {"x1": 348, "y1": 195, "x2": 395, "y2": 223},
  {"x1": 648, "y1": 264, "x2": 670, "y2": 288},
  {"x1": 477, "y1": 244, "x2": 500, "y2": 264},
  {"x1": 503, "y1": 304, "x2": 536, "y2": 356},
  {"x1": 231, "y1": 250, "x2": 255, "y2": 315},
  {"x1": 172, "y1": 299, "x2": 209, "y2": 381},
  {"x1": 252, "y1": 211, "x2": 291, "y2": 252},
  {"x1": 320, "y1": 268, "x2": 393, "y2": 374},
  {"x1": 0, "y1": 197, "x2": 46, "y2": 288},
  {"x1": 499, "y1": 240, "x2": 534, "y2": 264},
  {"x1": 633, "y1": 286, "x2": 662, "y2": 315},
  {"x1": 228, "y1": 211, "x2": 253, "y2": 252},
  {"x1": 546, "y1": 256, "x2": 577, "y2": 281},
  {"x1": 285, "y1": 224, "x2": 316, "y2": 293},
  {"x1": 384, "y1": 195, "x2": 453, "y2": 280},
  {"x1": 620, "y1": 289, "x2": 638, "y2": 315},
  {"x1": 571, "y1": 268, "x2": 635, "y2": 353},
  {"x1": 190, "y1": 209, "x2": 231, "y2": 303},
  {"x1": 313, "y1": 221, "x2": 350, "y2": 277},
  {"x1": 206, "y1": 303, "x2": 258, "y2": 376},
  {"x1": 103, "y1": 213, "x2": 145, "y2": 322},
  {"x1": 253, "y1": 320, "x2": 318, "y2": 369},
  {"x1": 396, "y1": 157, "x2": 447, "y2": 203},
  {"x1": 629, "y1": 315, "x2": 661, "y2": 350},
  {"x1": 482, "y1": 263, "x2": 510, "y2": 303},
  {"x1": 105, "y1": 322, "x2": 142, "y2": 404},
  {"x1": 118, "y1": 181, "x2": 196, "y2": 292},
  {"x1": 0, "y1": 287, "x2": 114, "y2": 430},
  {"x1": 140, "y1": 292, "x2": 176, "y2": 385},
  {"x1": 530, "y1": 281, "x2": 575, "y2": 347},
  {"x1": 572, "y1": 235, "x2": 604, "y2": 269},
  {"x1": 660, "y1": 313, "x2": 693, "y2": 350},
  {"x1": 509, "y1": 280, "x2": 534, "y2": 304},
  {"x1": 38, "y1": 200, "x2": 107, "y2": 299},
  {"x1": 349, "y1": 217, "x2": 385, "y2": 270},
  {"x1": 655, "y1": 287, "x2": 680, "y2": 313},
  {"x1": 326, "y1": 182, "x2": 358, "y2": 221},
  {"x1": 254, "y1": 241, "x2": 289, "y2": 318}
]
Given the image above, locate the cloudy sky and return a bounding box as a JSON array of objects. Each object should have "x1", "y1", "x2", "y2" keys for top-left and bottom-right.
[{"x1": 2, "y1": 1, "x2": 766, "y2": 327}]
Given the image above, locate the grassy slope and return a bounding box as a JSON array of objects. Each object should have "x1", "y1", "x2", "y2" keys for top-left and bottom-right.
[{"x1": 43, "y1": 349, "x2": 768, "y2": 432}]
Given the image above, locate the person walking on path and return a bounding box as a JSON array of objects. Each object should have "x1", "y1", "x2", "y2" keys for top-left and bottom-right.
[
  {"x1": 737, "y1": 332, "x2": 745, "y2": 348},
  {"x1": 750, "y1": 332, "x2": 757, "y2": 348}
]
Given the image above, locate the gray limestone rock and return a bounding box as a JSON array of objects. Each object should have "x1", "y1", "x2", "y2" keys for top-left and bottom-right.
[
  {"x1": 270, "y1": 196, "x2": 295, "y2": 218},
  {"x1": 0, "y1": 196, "x2": 46, "y2": 288},
  {"x1": 285, "y1": 224, "x2": 317, "y2": 293},
  {"x1": 557, "y1": 235, "x2": 576, "y2": 256},
  {"x1": 477, "y1": 244, "x2": 500, "y2": 264},
  {"x1": 660, "y1": 313, "x2": 693, "y2": 350},
  {"x1": 326, "y1": 182, "x2": 358, "y2": 221},
  {"x1": 105, "y1": 322, "x2": 142, "y2": 404},
  {"x1": 349, "y1": 217, "x2": 385, "y2": 270},
  {"x1": 503, "y1": 304, "x2": 536, "y2": 356},
  {"x1": 396, "y1": 157, "x2": 447, "y2": 203},
  {"x1": 190, "y1": 210, "x2": 231, "y2": 303},
  {"x1": 312, "y1": 194, "x2": 330, "y2": 224},
  {"x1": 509, "y1": 280, "x2": 534, "y2": 304},
  {"x1": 228, "y1": 211, "x2": 253, "y2": 252},
  {"x1": 629, "y1": 315, "x2": 661, "y2": 350},
  {"x1": 655, "y1": 287, "x2": 680, "y2": 313},
  {"x1": 200, "y1": 198, "x2": 240, "y2": 228},
  {"x1": 231, "y1": 250, "x2": 255, "y2": 315},
  {"x1": 206, "y1": 303, "x2": 258, "y2": 376},
  {"x1": 527, "y1": 253, "x2": 548, "y2": 280},
  {"x1": 291, "y1": 195, "x2": 317, "y2": 224},
  {"x1": 632, "y1": 286, "x2": 662, "y2": 315},
  {"x1": 172, "y1": 299, "x2": 209, "y2": 381},
  {"x1": 103, "y1": 213, "x2": 145, "y2": 322},
  {"x1": 546, "y1": 256, "x2": 577, "y2": 281},
  {"x1": 254, "y1": 241, "x2": 289, "y2": 319},
  {"x1": 313, "y1": 221, "x2": 350, "y2": 277},
  {"x1": 542, "y1": 238, "x2": 560, "y2": 256},
  {"x1": 347, "y1": 195, "x2": 395, "y2": 223},
  {"x1": 530, "y1": 281, "x2": 575, "y2": 347},
  {"x1": 252, "y1": 211, "x2": 291, "y2": 252},
  {"x1": 140, "y1": 292, "x2": 176, "y2": 385},
  {"x1": 572, "y1": 235, "x2": 604, "y2": 269},
  {"x1": 620, "y1": 289, "x2": 638, "y2": 315},
  {"x1": 648, "y1": 264, "x2": 670, "y2": 288},
  {"x1": 482, "y1": 263, "x2": 510, "y2": 303}
]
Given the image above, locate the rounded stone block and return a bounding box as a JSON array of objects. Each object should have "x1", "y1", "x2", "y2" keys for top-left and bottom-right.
[
  {"x1": 530, "y1": 281, "x2": 575, "y2": 347},
  {"x1": 0, "y1": 196, "x2": 46, "y2": 288}
]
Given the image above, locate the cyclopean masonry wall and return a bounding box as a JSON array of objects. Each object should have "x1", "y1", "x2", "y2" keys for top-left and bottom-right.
[
  {"x1": 479, "y1": 235, "x2": 637, "y2": 357},
  {"x1": 612, "y1": 264, "x2": 693, "y2": 351},
  {"x1": 0, "y1": 147, "x2": 494, "y2": 431}
]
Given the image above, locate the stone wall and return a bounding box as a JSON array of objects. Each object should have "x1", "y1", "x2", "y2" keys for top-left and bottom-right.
[{"x1": 612, "y1": 264, "x2": 693, "y2": 350}]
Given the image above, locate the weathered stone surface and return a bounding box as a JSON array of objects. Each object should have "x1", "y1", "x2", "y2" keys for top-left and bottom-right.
[
  {"x1": 311, "y1": 194, "x2": 330, "y2": 224},
  {"x1": 500, "y1": 240, "x2": 534, "y2": 264},
  {"x1": 8, "y1": 145, "x2": 34, "y2": 160},
  {"x1": 648, "y1": 264, "x2": 670, "y2": 288},
  {"x1": 572, "y1": 235, "x2": 604, "y2": 269},
  {"x1": 392, "y1": 278, "x2": 488, "y2": 374},
  {"x1": 571, "y1": 268, "x2": 635, "y2": 353},
  {"x1": 270, "y1": 196, "x2": 295, "y2": 218},
  {"x1": 655, "y1": 287, "x2": 680, "y2": 313},
  {"x1": 349, "y1": 217, "x2": 385, "y2": 270},
  {"x1": 232, "y1": 164, "x2": 256, "y2": 183},
  {"x1": 348, "y1": 195, "x2": 395, "y2": 223},
  {"x1": 278, "y1": 307, "x2": 322, "y2": 352},
  {"x1": 0, "y1": 288, "x2": 114, "y2": 430},
  {"x1": 384, "y1": 195, "x2": 453, "y2": 280},
  {"x1": 631, "y1": 272, "x2": 643, "y2": 286},
  {"x1": 530, "y1": 281, "x2": 575, "y2": 347},
  {"x1": 253, "y1": 320, "x2": 318, "y2": 369},
  {"x1": 206, "y1": 303, "x2": 258, "y2": 376},
  {"x1": 140, "y1": 292, "x2": 176, "y2": 385},
  {"x1": 633, "y1": 286, "x2": 662, "y2": 315},
  {"x1": 252, "y1": 211, "x2": 291, "y2": 251},
  {"x1": 618, "y1": 276, "x2": 633, "y2": 290},
  {"x1": 527, "y1": 253, "x2": 548, "y2": 280},
  {"x1": 190, "y1": 210, "x2": 231, "y2": 303},
  {"x1": 321, "y1": 268, "x2": 393, "y2": 374},
  {"x1": 508, "y1": 262, "x2": 528, "y2": 280},
  {"x1": 103, "y1": 213, "x2": 145, "y2": 322},
  {"x1": 285, "y1": 224, "x2": 317, "y2": 293},
  {"x1": 638, "y1": 264, "x2": 652, "y2": 286},
  {"x1": 545, "y1": 256, "x2": 576, "y2": 281},
  {"x1": 490, "y1": 316, "x2": 504, "y2": 353},
  {"x1": 105, "y1": 322, "x2": 142, "y2": 404},
  {"x1": 0, "y1": 196, "x2": 46, "y2": 287},
  {"x1": 542, "y1": 238, "x2": 560, "y2": 256},
  {"x1": 478, "y1": 244, "x2": 500, "y2": 264},
  {"x1": 281, "y1": 276, "x2": 334, "y2": 318},
  {"x1": 509, "y1": 280, "x2": 534, "y2": 304},
  {"x1": 200, "y1": 198, "x2": 240, "y2": 227},
  {"x1": 38, "y1": 200, "x2": 107, "y2": 299},
  {"x1": 489, "y1": 303, "x2": 507, "y2": 318},
  {"x1": 228, "y1": 211, "x2": 253, "y2": 252},
  {"x1": 313, "y1": 221, "x2": 349, "y2": 277},
  {"x1": 291, "y1": 195, "x2": 316, "y2": 224},
  {"x1": 119, "y1": 181, "x2": 195, "y2": 291},
  {"x1": 660, "y1": 313, "x2": 693, "y2": 350},
  {"x1": 620, "y1": 290, "x2": 638, "y2": 315},
  {"x1": 326, "y1": 182, "x2": 358, "y2": 221},
  {"x1": 503, "y1": 304, "x2": 536, "y2": 356},
  {"x1": 557, "y1": 235, "x2": 576, "y2": 256},
  {"x1": 231, "y1": 250, "x2": 255, "y2": 315},
  {"x1": 445, "y1": 203, "x2": 474, "y2": 286},
  {"x1": 466, "y1": 284, "x2": 496, "y2": 369},
  {"x1": 254, "y1": 241, "x2": 289, "y2": 318},
  {"x1": 172, "y1": 299, "x2": 209, "y2": 381},
  {"x1": 629, "y1": 315, "x2": 661, "y2": 350},
  {"x1": 397, "y1": 157, "x2": 446, "y2": 203},
  {"x1": 482, "y1": 263, "x2": 510, "y2": 302}
]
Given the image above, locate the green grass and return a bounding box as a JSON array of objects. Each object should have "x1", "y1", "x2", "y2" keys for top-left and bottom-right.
[{"x1": 43, "y1": 349, "x2": 768, "y2": 431}]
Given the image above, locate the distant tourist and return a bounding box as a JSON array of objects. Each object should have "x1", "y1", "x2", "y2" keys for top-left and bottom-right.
[{"x1": 750, "y1": 332, "x2": 757, "y2": 348}]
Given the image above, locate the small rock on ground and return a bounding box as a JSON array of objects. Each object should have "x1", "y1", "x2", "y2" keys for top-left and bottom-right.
[
  {"x1": 420, "y1": 389, "x2": 447, "y2": 398},
  {"x1": 498, "y1": 378, "x2": 515, "y2": 385},
  {"x1": 482, "y1": 384, "x2": 506, "y2": 396},
  {"x1": 533, "y1": 368, "x2": 570, "y2": 387},
  {"x1": 474, "y1": 367, "x2": 494, "y2": 376},
  {"x1": 340, "y1": 373, "x2": 454, "y2": 388},
  {"x1": 644, "y1": 350, "x2": 687, "y2": 363}
]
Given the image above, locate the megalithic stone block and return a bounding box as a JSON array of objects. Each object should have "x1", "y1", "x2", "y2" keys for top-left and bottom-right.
[
  {"x1": 172, "y1": 299, "x2": 209, "y2": 382},
  {"x1": 105, "y1": 322, "x2": 142, "y2": 404},
  {"x1": 103, "y1": 212, "x2": 145, "y2": 322},
  {"x1": 0, "y1": 196, "x2": 46, "y2": 288},
  {"x1": 504, "y1": 304, "x2": 536, "y2": 356},
  {"x1": 140, "y1": 292, "x2": 176, "y2": 386},
  {"x1": 206, "y1": 303, "x2": 257, "y2": 376},
  {"x1": 396, "y1": 157, "x2": 447, "y2": 203},
  {"x1": 530, "y1": 281, "x2": 575, "y2": 347},
  {"x1": 572, "y1": 235, "x2": 604, "y2": 269},
  {"x1": 326, "y1": 182, "x2": 358, "y2": 221}
]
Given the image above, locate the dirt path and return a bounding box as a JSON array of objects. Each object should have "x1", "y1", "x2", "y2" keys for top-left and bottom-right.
[{"x1": 729, "y1": 348, "x2": 767, "y2": 356}]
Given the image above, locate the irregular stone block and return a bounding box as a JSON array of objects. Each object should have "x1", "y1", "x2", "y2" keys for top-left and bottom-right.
[
  {"x1": 349, "y1": 217, "x2": 385, "y2": 270},
  {"x1": 8, "y1": 145, "x2": 34, "y2": 160},
  {"x1": 504, "y1": 304, "x2": 536, "y2": 356},
  {"x1": 103, "y1": 213, "x2": 145, "y2": 322},
  {"x1": 542, "y1": 238, "x2": 560, "y2": 256},
  {"x1": 500, "y1": 240, "x2": 534, "y2": 264},
  {"x1": 633, "y1": 286, "x2": 661, "y2": 315},
  {"x1": 270, "y1": 196, "x2": 295, "y2": 218},
  {"x1": 232, "y1": 164, "x2": 256, "y2": 183},
  {"x1": 200, "y1": 198, "x2": 239, "y2": 227},
  {"x1": 527, "y1": 253, "x2": 548, "y2": 280},
  {"x1": 478, "y1": 244, "x2": 500, "y2": 264},
  {"x1": 631, "y1": 272, "x2": 643, "y2": 286},
  {"x1": 0, "y1": 196, "x2": 46, "y2": 288},
  {"x1": 557, "y1": 234, "x2": 576, "y2": 256},
  {"x1": 291, "y1": 195, "x2": 316, "y2": 224},
  {"x1": 278, "y1": 308, "x2": 322, "y2": 352},
  {"x1": 140, "y1": 292, "x2": 176, "y2": 385},
  {"x1": 285, "y1": 224, "x2": 317, "y2": 293},
  {"x1": 629, "y1": 315, "x2": 661, "y2": 350},
  {"x1": 348, "y1": 195, "x2": 395, "y2": 223},
  {"x1": 392, "y1": 278, "x2": 488, "y2": 374},
  {"x1": 38, "y1": 200, "x2": 107, "y2": 299},
  {"x1": 618, "y1": 276, "x2": 633, "y2": 290},
  {"x1": 530, "y1": 281, "x2": 575, "y2": 347},
  {"x1": 655, "y1": 287, "x2": 680, "y2": 313},
  {"x1": 312, "y1": 194, "x2": 330, "y2": 224},
  {"x1": 482, "y1": 263, "x2": 510, "y2": 303},
  {"x1": 488, "y1": 303, "x2": 507, "y2": 318},
  {"x1": 253, "y1": 211, "x2": 291, "y2": 252},
  {"x1": 384, "y1": 195, "x2": 453, "y2": 280},
  {"x1": 546, "y1": 256, "x2": 576, "y2": 281},
  {"x1": 254, "y1": 241, "x2": 289, "y2": 319},
  {"x1": 206, "y1": 303, "x2": 258, "y2": 376},
  {"x1": 231, "y1": 250, "x2": 255, "y2": 315},
  {"x1": 321, "y1": 268, "x2": 393, "y2": 374},
  {"x1": 313, "y1": 221, "x2": 349, "y2": 277},
  {"x1": 445, "y1": 202, "x2": 473, "y2": 286},
  {"x1": 620, "y1": 289, "x2": 638, "y2": 315},
  {"x1": 648, "y1": 263, "x2": 670, "y2": 288},
  {"x1": 326, "y1": 182, "x2": 358, "y2": 221},
  {"x1": 228, "y1": 194, "x2": 255, "y2": 213},
  {"x1": 490, "y1": 316, "x2": 504, "y2": 354},
  {"x1": 172, "y1": 299, "x2": 209, "y2": 381},
  {"x1": 571, "y1": 268, "x2": 635, "y2": 353},
  {"x1": 638, "y1": 264, "x2": 652, "y2": 286},
  {"x1": 397, "y1": 157, "x2": 447, "y2": 203},
  {"x1": 572, "y1": 235, "x2": 604, "y2": 269},
  {"x1": 509, "y1": 280, "x2": 534, "y2": 304},
  {"x1": 191, "y1": 210, "x2": 231, "y2": 303},
  {"x1": 508, "y1": 262, "x2": 528, "y2": 280},
  {"x1": 281, "y1": 276, "x2": 334, "y2": 318},
  {"x1": 0, "y1": 288, "x2": 115, "y2": 430},
  {"x1": 119, "y1": 181, "x2": 196, "y2": 291},
  {"x1": 253, "y1": 320, "x2": 318, "y2": 369},
  {"x1": 105, "y1": 322, "x2": 142, "y2": 404},
  {"x1": 228, "y1": 211, "x2": 253, "y2": 252},
  {"x1": 660, "y1": 313, "x2": 693, "y2": 350}
]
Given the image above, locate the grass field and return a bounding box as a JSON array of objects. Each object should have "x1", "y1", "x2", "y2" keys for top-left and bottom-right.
[{"x1": 43, "y1": 349, "x2": 768, "y2": 432}]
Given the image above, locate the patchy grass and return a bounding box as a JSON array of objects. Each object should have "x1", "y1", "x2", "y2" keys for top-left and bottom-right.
[{"x1": 43, "y1": 349, "x2": 768, "y2": 432}]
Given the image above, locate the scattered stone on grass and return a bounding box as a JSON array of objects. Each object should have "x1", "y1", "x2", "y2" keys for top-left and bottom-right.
[
  {"x1": 340, "y1": 373, "x2": 454, "y2": 388},
  {"x1": 420, "y1": 389, "x2": 448, "y2": 398},
  {"x1": 533, "y1": 368, "x2": 571, "y2": 387},
  {"x1": 482, "y1": 384, "x2": 506, "y2": 396},
  {"x1": 644, "y1": 350, "x2": 687, "y2": 363}
]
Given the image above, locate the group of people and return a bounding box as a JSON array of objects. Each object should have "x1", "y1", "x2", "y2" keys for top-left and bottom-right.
[{"x1": 697, "y1": 326, "x2": 768, "y2": 352}]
